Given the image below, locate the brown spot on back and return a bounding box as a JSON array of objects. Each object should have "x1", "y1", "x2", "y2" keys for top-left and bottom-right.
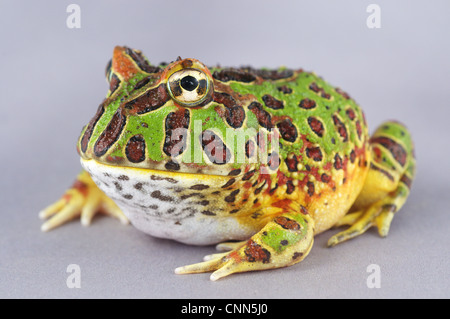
[
  {"x1": 350, "y1": 149, "x2": 356, "y2": 163},
  {"x1": 336, "y1": 88, "x2": 351, "y2": 99},
  {"x1": 80, "y1": 103, "x2": 105, "y2": 153},
  {"x1": 267, "y1": 152, "x2": 280, "y2": 170},
  {"x1": 163, "y1": 108, "x2": 190, "y2": 157},
  {"x1": 308, "y1": 117, "x2": 325, "y2": 137},
  {"x1": 125, "y1": 135, "x2": 146, "y2": 163},
  {"x1": 213, "y1": 68, "x2": 256, "y2": 83},
  {"x1": 321, "y1": 173, "x2": 331, "y2": 183},
  {"x1": 286, "y1": 156, "x2": 298, "y2": 172},
  {"x1": 213, "y1": 92, "x2": 245, "y2": 128},
  {"x1": 286, "y1": 180, "x2": 295, "y2": 194},
  {"x1": 306, "y1": 146, "x2": 323, "y2": 161},
  {"x1": 277, "y1": 119, "x2": 298, "y2": 142},
  {"x1": 356, "y1": 121, "x2": 362, "y2": 140},
  {"x1": 248, "y1": 101, "x2": 273, "y2": 130},
  {"x1": 332, "y1": 115, "x2": 348, "y2": 142},
  {"x1": 346, "y1": 108, "x2": 356, "y2": 120},
  {"x1": 277, "y1": 85, "x2": 292, "y2": 94},
  {"x1": 245, "y1": 140, "x2": 256, "y2": 159},
  {"x1": 334, "y1": 153, "x2": 343, "y2": 170},
  {"x1": 200, "y1": 130, "x2": 231, "y2": 165},
  {"x1": 309, "y1": 82, "x2": 331, "y2": 99},
  {"x1": 298, "y1": 98, "x2": 316, "y2": 110},
  {"x1": 262, "y1": 94, "x2": 284, "y2": 110},
  {"x1": 94, "y1": 109, "x2": 126, "y2": 157},
  {"x1": 225, "y1": 105, "x2": 245, "y2": 128},
  {"x1": 123, "y1": 84, "x2": 169, "y2": 114},
  {"x1": 239, "y1": 66, "x2": 294, "y2": 80}
]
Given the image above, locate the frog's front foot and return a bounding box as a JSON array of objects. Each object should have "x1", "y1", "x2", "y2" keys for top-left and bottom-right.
[
  {"x1": 40, "y1": 170, "x2": 129, "y2": 231},
  {"x1": 175, "y1": 201, "x2": 315, "y2": 280}
]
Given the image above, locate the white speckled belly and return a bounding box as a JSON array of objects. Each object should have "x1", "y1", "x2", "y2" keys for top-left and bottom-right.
[{"x1": 81, "y1": 159, "x2": 256, "y2": 245}]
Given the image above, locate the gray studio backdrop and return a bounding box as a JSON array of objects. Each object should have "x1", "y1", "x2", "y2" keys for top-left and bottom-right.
[{"x1": 1, "y1": 0, "x2": 449, "y2": 298}]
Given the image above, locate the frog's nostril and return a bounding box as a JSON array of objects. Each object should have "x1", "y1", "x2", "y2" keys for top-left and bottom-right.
[{"x1": 181, "y1": 75, "x2": 198, "y2": 91}]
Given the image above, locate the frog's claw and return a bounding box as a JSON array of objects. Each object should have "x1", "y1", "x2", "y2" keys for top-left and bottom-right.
[
  {"x1": 40, "y1": 170, "x2": 128, "y2": 231},
  {"x1": 175, "y1": 201, "x2": 315, "y2": 280},
  {"x1": 328, "y1": 121, "x2": 415, "y2": 247}
]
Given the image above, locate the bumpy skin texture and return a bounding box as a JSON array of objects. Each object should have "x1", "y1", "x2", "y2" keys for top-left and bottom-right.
[{"x1": 41, "y1": 46, "x2": 416, "y2": 280}]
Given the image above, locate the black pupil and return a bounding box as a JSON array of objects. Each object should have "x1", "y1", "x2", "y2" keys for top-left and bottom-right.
[{"x1": 180, "y1": 75, "x2": 198, "y2": 91}]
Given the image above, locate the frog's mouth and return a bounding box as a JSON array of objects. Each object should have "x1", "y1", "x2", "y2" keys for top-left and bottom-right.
[
  {"x1": 79, "y1": 153, "x2": 249, "y2": 178},
  {"x1": 80, "y1": 158, "x2": 233, "y2": 181}
]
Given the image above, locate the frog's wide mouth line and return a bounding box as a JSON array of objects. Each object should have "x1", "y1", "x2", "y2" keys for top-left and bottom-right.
[{"x1": 81, "y1": 158, "x2": 232, "y2": 181}]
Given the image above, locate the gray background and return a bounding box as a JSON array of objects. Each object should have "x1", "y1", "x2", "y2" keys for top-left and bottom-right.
[{"x1": 1, "y1": 0, "x2": 449, "y2": 298}]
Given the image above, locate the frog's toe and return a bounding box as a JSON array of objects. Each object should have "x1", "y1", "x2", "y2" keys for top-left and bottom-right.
[
  {"x1": 215, "y1": 241, "x2": 246, "y2": 252},
  {"x1": 327, "y1": 206, "x2": 378, "y2": 247},
  {"x1": 174, "y1": 257, "x2": 225, "y2": 277},
  {"x1": 175, "y1": 253, "x2": 254, "y2": 281},
  {"x1": 203, "y1": 252, "x2": 229, "y2": 261},
  {"x1": 327, "y1": 200, "x2": 398, "y2": 247},
  {"x1": 375, "y1": 210, "x2": 394, "y2": 237},
  {"x1": 40, "y1": 194, "x2": 84, "y2": 231}
]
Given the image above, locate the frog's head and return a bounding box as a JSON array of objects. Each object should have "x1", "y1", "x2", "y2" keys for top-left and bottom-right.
[{"x1": 78, "y1": 46, "x2": 284, "y2": 176}]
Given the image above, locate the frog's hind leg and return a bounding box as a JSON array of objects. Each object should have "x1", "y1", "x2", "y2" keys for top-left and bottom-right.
[
  {"x1": 328, "y1": 121, "x2": 415, "y2": 247},
  {"x1": 175, "y1": 201, "x2": 315, "y2": 281}
]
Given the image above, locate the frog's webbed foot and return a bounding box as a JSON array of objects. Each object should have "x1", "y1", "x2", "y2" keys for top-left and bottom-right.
[
  {"x1": 328, "y1": 121, "x2": 415, "y2": 247},
  {"x1": 40, "y1": 170, "x2": 129, "y2": 231},
  {"x1": 327, "y1": 202, "x2": 396, "y2": 247},
  {"x1": 175, "y1": 202, "x2": 315, "y2": 281}
]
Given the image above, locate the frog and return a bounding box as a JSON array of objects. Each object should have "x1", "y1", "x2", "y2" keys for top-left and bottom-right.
[{"x1": 40, "y1": 46, "x2": 415, "y2": 281}]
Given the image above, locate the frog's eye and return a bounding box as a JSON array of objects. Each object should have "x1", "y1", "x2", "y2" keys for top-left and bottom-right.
[{"x1": 167, "y1": 69, "x2": 211, "y2": 106}]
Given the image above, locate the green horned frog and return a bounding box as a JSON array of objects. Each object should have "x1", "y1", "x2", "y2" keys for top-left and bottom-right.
[{"x1": 40, "y1": 46, "x2": 415, "y2": 280}]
